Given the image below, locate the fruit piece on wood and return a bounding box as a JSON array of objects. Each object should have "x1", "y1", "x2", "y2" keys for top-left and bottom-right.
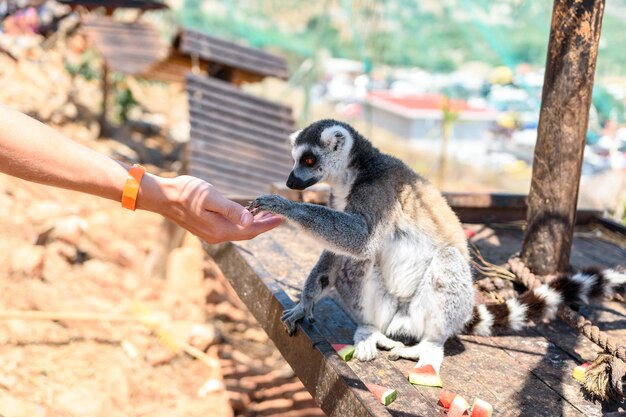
[
  {"x1": 448, "y1": 394, "x2": 470, "y2": 417},
  {"x1": 408, "y1": 364, "x2": 443, "y2": 387},
  {"x1": 365, "y1": 383, "x2": 397, "y2": 406},
  {"x1": 572, "y1": 362, "x2": 591, "y2": 383},
  {"x1": 438, "y1": 389, "x2": 457, "y2": 409},
  {"x1": 470, "y1": 397, "x2": 494, "y2": 417},
  {"x1": 464, "y1": 228, "x2": 477, "y2": 239},
  {"x1": 331, "y1": 344, "x2": 355, "y2": 361}
]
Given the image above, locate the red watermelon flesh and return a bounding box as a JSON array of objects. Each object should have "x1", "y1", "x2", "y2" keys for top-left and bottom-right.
[
  {"x1": 448, "y1": 394, "x2": 470, "y2": 417},
  {"x1": 470, "y1": 398, "x2": 493, "y2": 417},
  {"x1": 408, "y1": 364, "x2": 443, "y2": 387},
  {"x1": 331, "y1": 344, "x2": 355, "y2": 361},
  {"x1": 438, "y1": 390, "x2": 457, "y2": 409},
  {"x1": 365, "y1": 383, "x2": 397, "y2": 406},
  {"x1": 464, "y1": 228, "x2": 477, "y2": 239}
]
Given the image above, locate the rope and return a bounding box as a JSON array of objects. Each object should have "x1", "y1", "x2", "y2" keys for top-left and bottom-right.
[{"x1": 506, "y1": 256, "x2": 626, "y2": 401}]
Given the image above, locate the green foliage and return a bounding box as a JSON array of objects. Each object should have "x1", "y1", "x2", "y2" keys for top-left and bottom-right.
[
  {"x1": 110, "y1": 73, "x2": 138, "y2": 123},
  {"x1": 113, "y1": 84, "x2": 138, "y2": 123},
  {"x1": 64, "y1": 50, "x2": 100, "y2": 81},
  {"x1": 179, "y1": 0, "x2": 626, "y2": 76}
]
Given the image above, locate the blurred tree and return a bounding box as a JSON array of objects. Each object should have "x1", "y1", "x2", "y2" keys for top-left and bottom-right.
[{"x1": 179, "y1": 0, "x2": 626, "y2": 75}]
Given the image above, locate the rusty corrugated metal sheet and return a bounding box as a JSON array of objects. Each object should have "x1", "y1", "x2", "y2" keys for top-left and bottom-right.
[
  {"x1": 58, "y1": 0, "x2": 168, "y2": 10},
  {"x1": 181, "y1": 29, "x2": 289, "y2": 80},
  {"x1": 83, "y1": 16, "x2": 168, "y2": 74},
  {"x1": 186, "y1": 73, "x2": 294, "y2": 199}
]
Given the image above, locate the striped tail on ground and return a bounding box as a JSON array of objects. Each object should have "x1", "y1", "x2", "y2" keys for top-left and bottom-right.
[{"x1": 465, "y1": 267, "x2": 626, "y2": 336}]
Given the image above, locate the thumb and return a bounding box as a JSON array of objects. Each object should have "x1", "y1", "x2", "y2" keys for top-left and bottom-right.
[{"x1": 211, "y1": 194, "x2": 253, "y2": 226}]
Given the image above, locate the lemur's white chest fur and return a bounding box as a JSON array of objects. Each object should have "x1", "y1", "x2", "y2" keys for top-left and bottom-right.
[
  {"x1": 329, "y1": 173, "x2": 355, "y2": 212},
  {"x1": 348, "y1": 220, "x2": 442, "y2": 341}
]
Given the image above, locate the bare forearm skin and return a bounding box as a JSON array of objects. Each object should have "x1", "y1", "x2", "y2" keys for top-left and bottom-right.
[
  {"x1": 0, "y1": 104, "x2": 168, "y2": 214},
  {"x1": 0, "y1": 105, "x2": 283, "y2": 242}
]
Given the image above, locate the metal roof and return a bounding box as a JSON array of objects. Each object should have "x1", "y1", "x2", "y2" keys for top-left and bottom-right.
[
  {"x1": 58, "y1": 0, "x2": 168, "y2": 11},
  {"x1": 82, "y1": 16, "x2": 168, "y2": 74},
  {"x1": 181, "y1": 29, "x2": 289, "y2": 80},
  {"x1": 186, "y1": 73, "x2": 294, "y2": 199}
]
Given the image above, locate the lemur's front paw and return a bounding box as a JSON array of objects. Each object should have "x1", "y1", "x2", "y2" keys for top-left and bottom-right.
[
  {"x1": 281, "y1": 304, "x2": 305, "y2": 335},
  {"x1": 247, "y1": 195, "x2": 291, "y2": 216},
  {"x1": 354, "y1": 338, "x2": 378, "y2": 362}
]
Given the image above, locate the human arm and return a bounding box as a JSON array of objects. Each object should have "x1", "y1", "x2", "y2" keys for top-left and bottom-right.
[{"x1": 0, "y1": 104, "x2": 282, "y2": 243}]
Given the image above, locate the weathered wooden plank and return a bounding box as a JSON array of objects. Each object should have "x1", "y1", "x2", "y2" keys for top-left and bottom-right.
[
  {"x1": 572, "y1": 236, "x2": 626, "y2": 268},
  {"x1": 592, "y1": 216, "x2": 626, "y2": 237},
  {"x1": 250, "y1": 231, "x2": 437, "y2": 416},
  {"x1": 471, "y1": 225, "x2": 523, "y2": 265},
  {"x1": 215, "y1": 226, "x2": 612, "y2": 416},
  {"x1": 206, "y1": 217, "x2": 626, "y2": 416},
  {"x1": 205, "y1": 238, "x2": 393, "y2": 417},
  {"x1": 476, "y1": 224, "x2": 626, "y2": 415},
  {"x1": 490, "y1": 324, "x2": 601, "y2": 417}
]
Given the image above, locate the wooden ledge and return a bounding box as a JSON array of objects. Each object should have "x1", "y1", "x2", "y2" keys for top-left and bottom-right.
[{"x1": 205, "y1": 224, "x2": 626, "y2": 416}]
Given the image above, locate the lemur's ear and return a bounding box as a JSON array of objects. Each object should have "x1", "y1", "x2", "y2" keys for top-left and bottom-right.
[
  {"x1": 320, "y1": 126, "x2": 348, "y2": 150},
  {"x1": 289, "y1": 130, "x2": 302, "y2": 146}
]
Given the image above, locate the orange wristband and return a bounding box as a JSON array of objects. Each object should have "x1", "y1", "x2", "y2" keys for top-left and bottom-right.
[{"x1": 121, "y1": 164, "x2": 146, "y2": 211}]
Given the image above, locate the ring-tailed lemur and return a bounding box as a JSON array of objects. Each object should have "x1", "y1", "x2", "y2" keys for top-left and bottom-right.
[{"x1": 248, "y1": 119, "x2": 626, "y2": 372}]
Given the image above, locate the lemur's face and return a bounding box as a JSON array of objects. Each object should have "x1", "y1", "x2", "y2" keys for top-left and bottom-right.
[{"x1": 286, "y1": 122, "x2": 354, "y2": 190}]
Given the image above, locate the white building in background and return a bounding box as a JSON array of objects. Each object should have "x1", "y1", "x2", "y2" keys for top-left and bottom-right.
[{"x1": 363, "y1": 91, "x2": 498, "y2": 140}]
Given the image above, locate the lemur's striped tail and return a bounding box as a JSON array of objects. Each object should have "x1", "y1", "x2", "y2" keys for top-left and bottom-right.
[{"x1": 465, "y1": 267, "x2": 626, "y2": 336}]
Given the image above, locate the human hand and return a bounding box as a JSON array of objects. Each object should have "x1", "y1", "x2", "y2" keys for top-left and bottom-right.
[{"x1": 141, "y1": 175, "x2": 283, "y2": 244}]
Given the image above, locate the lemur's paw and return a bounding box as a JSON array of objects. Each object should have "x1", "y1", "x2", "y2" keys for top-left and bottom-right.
[
  {"x1": 354, "y1": 339, "x2": 378, "y2": 362},
  {"x1": 281, "y1": 304, "x2": 305, "y2": 335},
  {"x1": 376, "y1": 337, "x2": 404, "y2": 351},
  {"x1": 247, "y1": 195, "x2": 291, "y2": 216},
  {"x1": 303, "y1": 304, "x2": 316, "y2": 322},
  {"x1": 388, "y1": 346, "x2": 419, "y2": 361}
]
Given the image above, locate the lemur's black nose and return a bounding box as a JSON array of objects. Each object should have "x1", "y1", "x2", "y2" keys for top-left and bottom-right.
[
  {"x1": 286, "y1": 171, "x2": 306, "y2": 190},
  {"x1": 286, "y1": 172, "x2": 299, "y2": 190}
]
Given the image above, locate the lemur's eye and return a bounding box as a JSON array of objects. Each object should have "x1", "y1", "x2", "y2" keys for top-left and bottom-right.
[{"x1": 303, "y1": 156, "x2": 316, "y2": 167}]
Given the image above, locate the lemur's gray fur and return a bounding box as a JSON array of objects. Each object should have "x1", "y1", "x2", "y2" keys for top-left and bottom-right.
[{"x1": 248, "y1": 119, "x2": 626, "y2": 372}]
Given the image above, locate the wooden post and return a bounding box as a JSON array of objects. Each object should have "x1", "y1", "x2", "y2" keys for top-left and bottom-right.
[
  {"x1": 98, "y1": 63, "x2": 109, "y2": 138},
  {"x1": 521, "y1": 0, "x2": 605, "y2": 274}
]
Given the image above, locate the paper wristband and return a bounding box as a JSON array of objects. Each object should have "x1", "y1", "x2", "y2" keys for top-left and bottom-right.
[{"x1": 121, "y1": 164, "x2": 146, "y2": 211}]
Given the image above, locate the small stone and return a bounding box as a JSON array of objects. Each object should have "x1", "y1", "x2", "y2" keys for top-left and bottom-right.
[
  {"x1": 10, "y1": 244, "x2": 45, "y2": 277},
  {"x1": 51, "y1": 215, "x2": 88, "y2": 245},
  {"x1": 146, "y1": 345, "x2": 178, "y2": 366},
  {"x1": 121, "y1": 340, "x2": 139, "y2": 359},
  {"x1": 197, "y1": 378, "x2": 225, "y2": 397},
  {"x1": 187, "y1": 324, "x2": 217, "y2": 352}
]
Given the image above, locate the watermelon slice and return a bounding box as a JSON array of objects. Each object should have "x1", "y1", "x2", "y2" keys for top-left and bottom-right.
[
  {"x1": 438, "y1": 389, "x2": 457, "y2": 409},
  {"x1": 365, "y1": 383, "x2": 397, "y2": 406},
  {"x1": 572, "y1": 362, "x2": 591, "y2": 383},
  {"x1": 470, "y1": 398, "x2": 493, "y2": 417},
  {"x1": 408, "y1": 364, "x2": 443, "y2": 387},
  {"x1": 331, "y1": 344, "x2": 355, "y2": 361},
  {"x1": 448, "y1": 394, "x2": 470, "y2": 417},
  {"x1": 464, "y1": 228, "x2": 477, "y2": 239}
]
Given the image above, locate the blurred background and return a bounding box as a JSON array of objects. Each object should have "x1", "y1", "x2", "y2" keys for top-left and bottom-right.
[{"x1": 0, "y1": 1, "x2": 624, "y2": 417}]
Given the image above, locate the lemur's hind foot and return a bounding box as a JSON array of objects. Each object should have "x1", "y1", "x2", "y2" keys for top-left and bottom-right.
[
  {"x1": 388, "y1": 340, "x2": 445, "y2": 373},
  {"x1": 354, "y1": 325, "x2": 404, "y2": 362}
]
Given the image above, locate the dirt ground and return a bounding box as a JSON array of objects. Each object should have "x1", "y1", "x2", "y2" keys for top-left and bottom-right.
[
  {"x1": 0, "y1": 173, "x2": 324, "y2": 417},
  {"x1": 0, "y1": 32, "x2": 324, "y2": 417}
]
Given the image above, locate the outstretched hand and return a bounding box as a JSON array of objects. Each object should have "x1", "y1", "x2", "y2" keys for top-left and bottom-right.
[{"x1": 144, "y1": 175, "x2": 283, "y2": 244}]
